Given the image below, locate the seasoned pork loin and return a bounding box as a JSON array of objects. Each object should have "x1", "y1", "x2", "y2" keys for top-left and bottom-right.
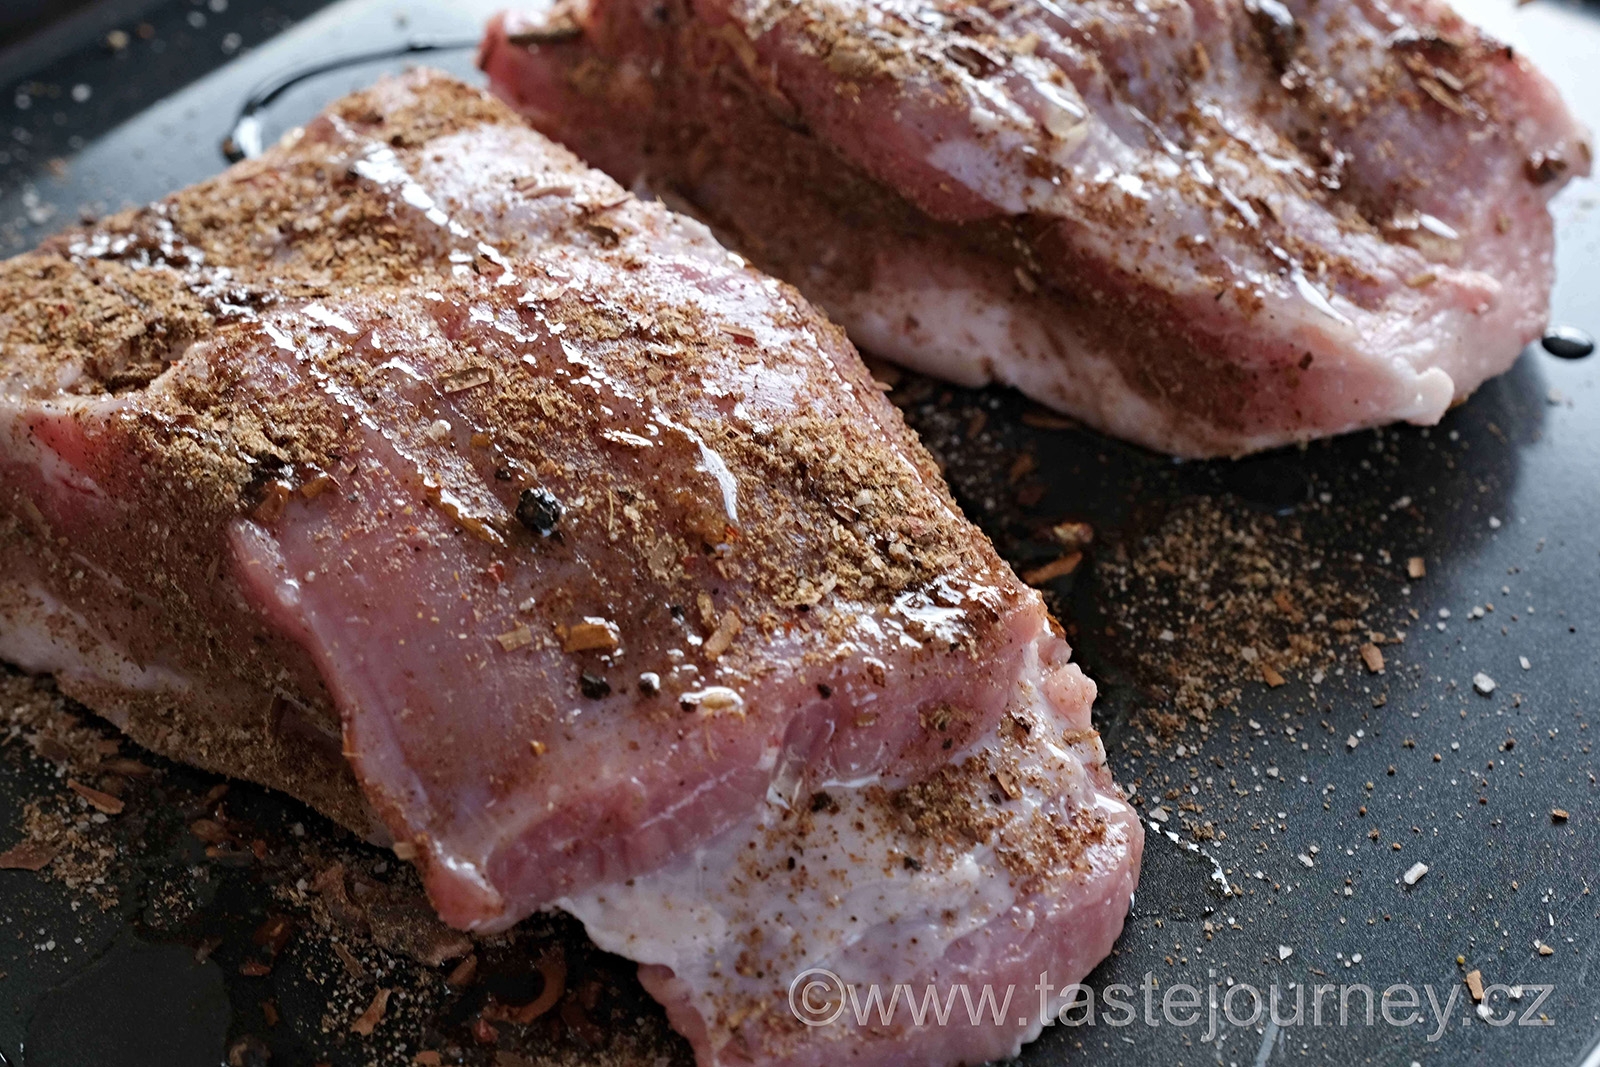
[
  {"x1": 482, "y1": 0, "x2": 1590, "y2": 457},
  {"x1": 0, "y1": 72, "x2": 1139, "y2": 1066}
]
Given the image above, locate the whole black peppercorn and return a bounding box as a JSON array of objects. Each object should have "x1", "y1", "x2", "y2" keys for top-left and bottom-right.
[{"x1": 516, "y1": 487, "x2": 564, "y2": 537}]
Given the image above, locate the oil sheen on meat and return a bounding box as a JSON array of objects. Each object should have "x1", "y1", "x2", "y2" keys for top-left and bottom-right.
[{"x1": 0, "y1": 72, "x2": 1140, "y2": 1067}]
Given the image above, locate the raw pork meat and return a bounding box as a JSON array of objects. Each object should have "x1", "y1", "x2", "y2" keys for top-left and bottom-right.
[
  {"x1": 0, "y1": 71, "x2": 1139, "y2": 1066},
  {"x1": 482, "y1": 0, "x2": 1591, "y2": 456}
]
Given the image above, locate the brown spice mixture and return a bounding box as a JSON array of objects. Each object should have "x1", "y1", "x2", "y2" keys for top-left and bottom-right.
[
  {"x1": 887, "y1": 752, "x2": 1008, "y2": 849},
  {"x1": 1, "y1": 664, "x2": 691, "y2": 1066},
  {"x1": 0, "y1": 669, "x2": 145, "y2": 907},
  {"x1": 1098, "y1": 496, "x2": 1379, "y2": 740},
  {"x1": 0, "y1": 70, "x2": 1034, "y2": 883}
]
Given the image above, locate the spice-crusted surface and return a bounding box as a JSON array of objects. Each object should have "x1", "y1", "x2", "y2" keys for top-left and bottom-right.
[
  {"x1": 483, "y1": 0, "x2": 1589, "y2": 455},
  {"x1": 0, "y1": 70, "x2": 1142, "y2": 1067},
  {"x1": 0, "y1": 69, "x2": 1126, "y2": 949},
  {"x1": 561, "y1": 636, "x2": 1139, "y2": 1067}
]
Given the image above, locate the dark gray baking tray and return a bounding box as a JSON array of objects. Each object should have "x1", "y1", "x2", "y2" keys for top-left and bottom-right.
[{"x1": 0, "y1": 0, "x2": 1596, "y2": 1064}]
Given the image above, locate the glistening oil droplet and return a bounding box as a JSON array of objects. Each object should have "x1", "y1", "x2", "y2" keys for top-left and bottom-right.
[{"x1": 1541, "y1": 325, "x2": 1594, "y2": 360}]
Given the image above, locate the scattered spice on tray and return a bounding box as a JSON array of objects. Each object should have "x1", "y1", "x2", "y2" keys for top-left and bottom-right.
[
  {"x1": 350, "y1": 988, "x2": 392, "y2": 1035},
  {"x1": 0, "y1": 665, "x2": 691, "y2": 1066},
  {"x1": 1096, "y1": 496, "x2": 1379, "y2": 738}
]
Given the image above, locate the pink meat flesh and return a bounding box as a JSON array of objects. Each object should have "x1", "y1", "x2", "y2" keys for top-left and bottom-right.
[
  {"x1": 0, "y1": 71, "x2": 1140, "y2": 1067},
  {"x1": 481, "y1": 0, "x2": 1590, "y2": 456}
]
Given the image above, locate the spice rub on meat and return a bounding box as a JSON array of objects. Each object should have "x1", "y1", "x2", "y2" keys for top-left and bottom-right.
[
  {"x1": 0, "y1": 71, "x2": 1139, "y2": 1067},
  {"x1": 482, "y1": 0, "x2": 1590, "y2": 456},
  {"x1": 566, "y1": 660, "x2": 1137, "y2": 1067}
]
